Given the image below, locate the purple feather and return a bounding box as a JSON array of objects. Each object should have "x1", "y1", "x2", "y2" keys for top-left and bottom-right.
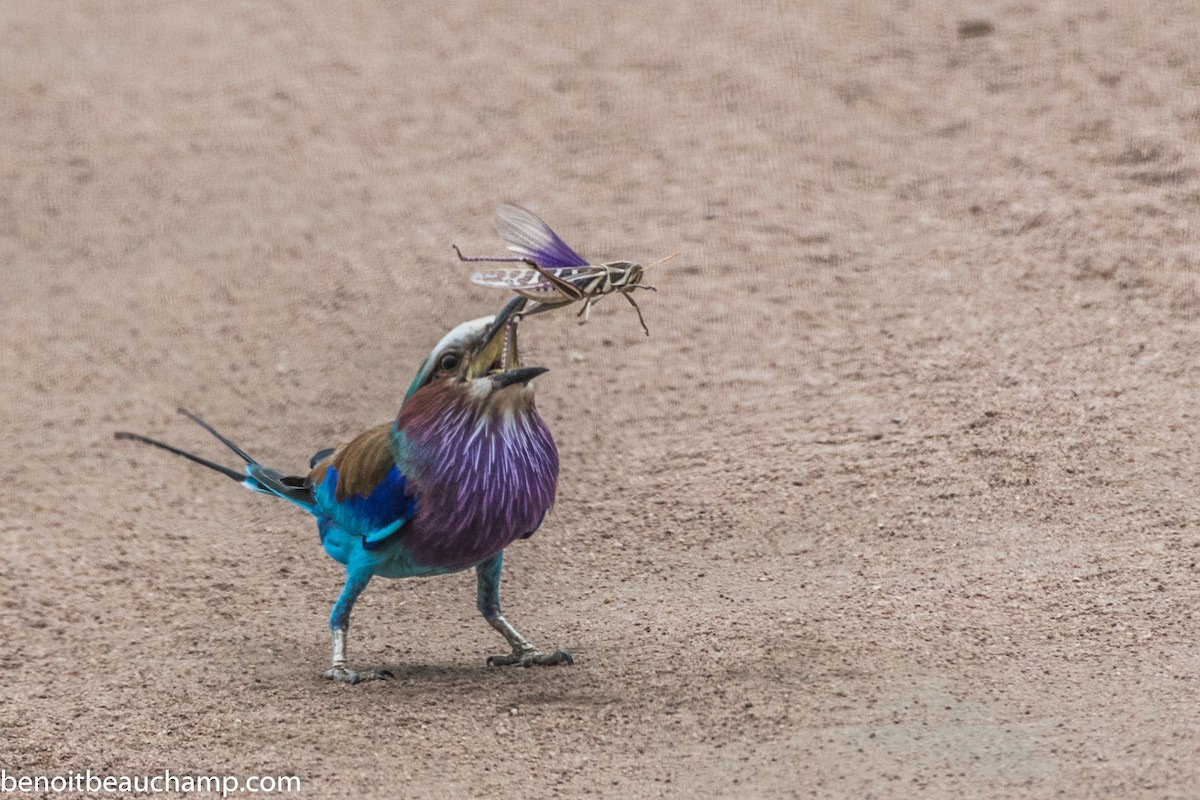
[{"x1": 395, "y1": 381, "x2": 559, "y2": 570}]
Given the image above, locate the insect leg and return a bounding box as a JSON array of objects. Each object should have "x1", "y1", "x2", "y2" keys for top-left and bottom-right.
[
  {"x1": 514, "y1": 299, "x2": 560, "y2": 318},
  {"x1": 577, "y1": 296, "x2": 595, "y2": 325},
  {"x1": 623, "y1": 291, "x2": 651, "y2": 336},
  {"x1": 452, "y1": 245, "x2": 529, "y2": 264},
  {"x1": 527, "y1": 261, "x2": 587, "y2": 302}
]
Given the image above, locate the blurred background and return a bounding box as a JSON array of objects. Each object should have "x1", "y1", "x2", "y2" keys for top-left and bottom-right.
[{"x1": 3, "y1": 2, "x2": 1199, "y2": 796}]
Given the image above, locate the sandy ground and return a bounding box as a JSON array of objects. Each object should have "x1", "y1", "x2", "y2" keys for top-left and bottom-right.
[{"x1": 3, "y1": 1, "x2": 1200, "y2": 797}]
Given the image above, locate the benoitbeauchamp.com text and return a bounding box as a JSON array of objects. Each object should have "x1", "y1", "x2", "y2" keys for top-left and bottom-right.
[{"x1": 1, "y1": 769, "x2": 300, "y2": 797}]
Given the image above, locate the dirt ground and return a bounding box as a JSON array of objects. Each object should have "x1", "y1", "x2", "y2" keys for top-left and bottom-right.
[{"x1": 4, "y1": 1, "x2": 1200, "y2": 797}]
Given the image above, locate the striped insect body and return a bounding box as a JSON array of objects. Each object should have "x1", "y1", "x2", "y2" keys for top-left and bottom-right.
[{"x1": 454, "y1": 204, "x2": 675, "y2": 336}]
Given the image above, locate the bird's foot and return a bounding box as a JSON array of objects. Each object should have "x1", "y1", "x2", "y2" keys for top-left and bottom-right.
[
  {"x1": 322, "y1": 665, "x2": 394, "y2": 684},
  {"x1": 487, "y1": 646, "x2": 574, "y2": 668}
]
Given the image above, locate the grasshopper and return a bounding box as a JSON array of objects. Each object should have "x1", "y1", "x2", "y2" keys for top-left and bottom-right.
[{"x1": 454, "y1": 203, "x2": 677, "y2": 336}]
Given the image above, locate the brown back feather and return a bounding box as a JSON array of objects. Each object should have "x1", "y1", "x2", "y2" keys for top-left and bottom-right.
[{"x1": 308, "y1": 423, "x2": 396, "y2": 502}]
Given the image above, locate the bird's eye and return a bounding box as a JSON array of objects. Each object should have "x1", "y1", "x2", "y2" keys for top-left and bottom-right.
[{"x1": 438, "y1": 352, "x2": 460, "y2": 371}]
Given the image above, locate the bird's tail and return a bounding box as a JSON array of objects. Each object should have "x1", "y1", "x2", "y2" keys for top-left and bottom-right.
[{"x1": 115, "y1": 408, "x2": 315, "y2": 510}]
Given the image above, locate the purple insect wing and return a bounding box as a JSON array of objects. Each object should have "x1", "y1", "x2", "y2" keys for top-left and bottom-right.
[{"x1": 495, "y1": 204, "x2": 590, "y2": 269}]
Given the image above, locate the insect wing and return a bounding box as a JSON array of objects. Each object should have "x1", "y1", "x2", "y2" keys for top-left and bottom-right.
[
  {"x1": 495, "y1": 204, "x2": 590, "y2": 268},
  {"x1": 471, "y1": 268, "x2": 549, "y2": 289},
  {"x1": 470, "y1": 268, "x2": 560, "y2": 301}
]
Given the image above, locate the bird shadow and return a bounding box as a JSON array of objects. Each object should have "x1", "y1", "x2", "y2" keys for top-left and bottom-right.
[{"x1": 318, "y1": 655, "x2": 623, "y2": 708}]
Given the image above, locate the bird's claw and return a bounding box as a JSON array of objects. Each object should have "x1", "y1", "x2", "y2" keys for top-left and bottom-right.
[
  {"x1": 487, "y1": 647, "x2": 574, "y2": 668},
  {"x1": 322, "y1": 666, "x2": 394, "y2": 684}
]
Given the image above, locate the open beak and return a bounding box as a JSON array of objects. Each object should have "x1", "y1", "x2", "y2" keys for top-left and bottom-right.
[
  {"x1": 467, "y1": 296, "x2": 548, "y2": 386},
  {"x1": 492, "y1": 365, "x2": 548, "y2": 388}
]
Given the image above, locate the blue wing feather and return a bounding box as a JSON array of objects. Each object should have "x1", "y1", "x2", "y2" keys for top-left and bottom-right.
[{"x1": 313, "y1": 464, "x2": 415, "y2": 550}]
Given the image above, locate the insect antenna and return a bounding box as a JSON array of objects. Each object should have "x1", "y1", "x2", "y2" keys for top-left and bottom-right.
[{"x1": 642, "y1": 250, "x2": 681, "y2": 272}]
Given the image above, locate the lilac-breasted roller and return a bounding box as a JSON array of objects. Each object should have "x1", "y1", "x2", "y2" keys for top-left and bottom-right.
[{"x1": 116, "y1": 297, "x2": 572, "y2": 683}]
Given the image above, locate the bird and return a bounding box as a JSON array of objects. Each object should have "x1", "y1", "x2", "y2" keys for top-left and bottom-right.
[{"x1": 115, "y1": 296, "x2": 573, "y2": 683}]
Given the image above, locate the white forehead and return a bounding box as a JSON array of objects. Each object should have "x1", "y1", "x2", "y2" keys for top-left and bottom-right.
[
  {"x1": 406, "y1": 314, "x2": 498, "y2": 397},
  {"x1": 430, "y1": 314, "x2": 494, "y2": 357}
]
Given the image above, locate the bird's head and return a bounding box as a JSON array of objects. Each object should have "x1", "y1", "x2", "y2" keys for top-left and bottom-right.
[{"x1": 403, "y1": 296, "x2": 546, "y2": 411}]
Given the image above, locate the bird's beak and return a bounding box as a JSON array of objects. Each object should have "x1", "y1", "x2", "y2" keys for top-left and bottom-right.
[
  {"x1": 491, "y1": 365, "x2": 549, "y2": 389},
  {"x1": 467, "y1": 296, "x2": 547, "y2": 385}
]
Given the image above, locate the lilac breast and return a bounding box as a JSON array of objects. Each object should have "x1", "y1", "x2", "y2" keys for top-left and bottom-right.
[{"x1": 398, "y1": 401, "x2": 559, "y2": 570}]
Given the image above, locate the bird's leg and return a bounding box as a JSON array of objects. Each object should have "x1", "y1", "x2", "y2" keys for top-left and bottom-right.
[
  {"x1": 476, "y1": 552, "x2": 573, "y2": 667},
  {"x1": 323, "y1": 570, "x2": 393, "y2": 684}
]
